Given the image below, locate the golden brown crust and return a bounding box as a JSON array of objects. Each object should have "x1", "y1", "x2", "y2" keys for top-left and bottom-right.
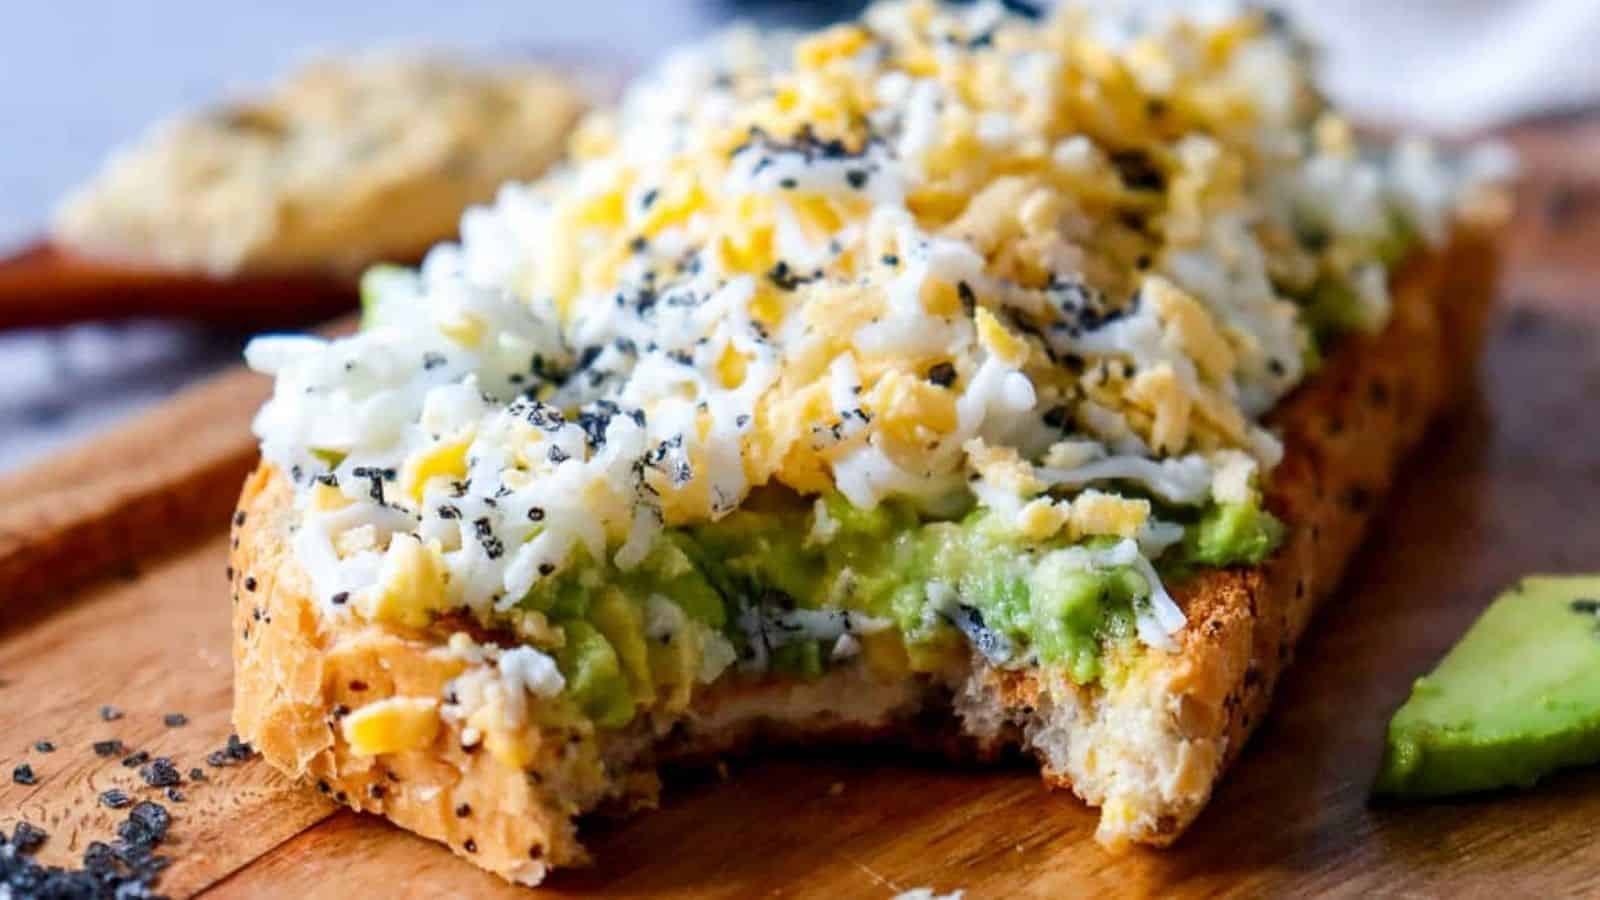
[
  {"x1": 1111, "y1": 225, "x2": 1502, "y2": 845},
  {"x1": 230, "y1": 227, "x2": 1501, "y2": 877},
  {"x1": 230, "y1": 466, "x2": 583, "y2": 885}
]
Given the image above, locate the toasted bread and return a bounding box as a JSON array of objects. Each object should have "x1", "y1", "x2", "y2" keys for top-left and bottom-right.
[{"x1": 230, "y1": 226, "x2": 1499, "y2": 884}]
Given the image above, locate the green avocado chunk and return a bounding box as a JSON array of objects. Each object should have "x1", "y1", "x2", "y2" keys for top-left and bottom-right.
[
  {"x1": 515, "y1": 487, "x2": 1284, "y2": 730},
  {"x1": 1374, "y1": 575, "x2": 1600, "y2": 797},
  {"x1": 555, "y1": 620, "x2": 636, "y2": 730},
  {"x1": 1180, "y1": 500, "x2": 1285, "y2": 568}
]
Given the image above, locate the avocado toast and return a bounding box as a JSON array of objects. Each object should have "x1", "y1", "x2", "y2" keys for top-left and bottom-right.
[{"x1": 229, "y1": 1, "x2": 1511, "y2": 885}]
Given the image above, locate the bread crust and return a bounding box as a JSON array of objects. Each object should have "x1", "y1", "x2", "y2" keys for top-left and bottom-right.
[
  {"x1": 231, "y1": 465, "x2": 584, "y2": 885},
  {"x1": 1067, "y1": 224, "x2": 1502, "y2": 846},
  {"x1": 230, "y1": 228, "x2": 1500, "y2": 881}
]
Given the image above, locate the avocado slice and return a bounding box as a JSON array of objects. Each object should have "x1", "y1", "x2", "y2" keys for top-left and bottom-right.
[{"x1": 1374, "y1": 575, "x2": 1600, "y2": 797}]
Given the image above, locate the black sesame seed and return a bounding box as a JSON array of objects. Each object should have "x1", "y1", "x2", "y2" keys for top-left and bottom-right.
[
  {"x1": 1345, "y1": 485, "x2": 1371, "y2": 512},
  {"x1": 243, "y1": 576, "x2": 258, "y2": 592},
  {"x1": 93, "y1": 739, "x2": 124, "y2": 757},
  {"x1": 334, "y1": 791, "x2": 348, "y2": 803},
  {"x1": 100, "y1": 788, "x2": 132, "y2": 809},
  {"x1": 455, "y1": 802, "x2": 472, "y2": 817},
  {"x1": 331, "y1": 591, "x2": 350, "y2": 606},
  {"x1": 189, "y1": 767, "x2": 206, "y2": 781},
  {"x1": 12, "y1": 763, "x2": 37, "y2": 786},
  {"x1": 349, "y1": 679, "x2": 369, "y2": 692},
  {"x1": 527, "y1": 507, "x2": 545, "y2": 522},
  {"x1": 163, "y1": 712, "x2": 188, "y2": 728},
  {"x1": 33, "y1": 740, "x2": 54, "y2": 753},
  {"x1": 115, "y1": 816, "x2": 156, "y2": 849},
  {"x1": 538, "y1": 563, "x2": 556, "y2": 576},
  {"x1": 122, "y1": 750, "x2": 150, "y2": 768},
  {"x1": 926, "y1": 361, "x2": 957, "y2": 387},
  {"x1": 369, "y1": 784, "x2": 387, "y2": 800},
  {"x1": 128, "y1": 800, "x2": 170, "y2": 840},
  {"x1": 845, "y1": 169, "x2": 868, "y2": 189},
  {"x1": 234, "y1": 510, "x2": 247, "y2": 527},
  {"x1": 82, "y1": 839, "x2": 118, "y2": 874},
  {"x1": 140, "y1": 757, "x2": 181, "y2": 788},
  {"x1": 316, "y1": 779, "x2": 331, "y2": 794},
  {"x1": 1109, "y1": 148, "x2": 1165, "y2": 192},
  {"x1": 166, "y1": 787, "x2": 185, "y2": 803},
  {"x1": 464, "y1": 838, "x2": 478, "y2": 853},
  {"x1": 11, "y1": 821, "x2": 47, "y2": 854},
  {"x1": 100, "y1": 704, "x2": 123, "y2": 722}
]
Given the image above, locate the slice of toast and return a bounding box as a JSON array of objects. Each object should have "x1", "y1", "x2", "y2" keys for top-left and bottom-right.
[{"x1": 230, "y1": 226, "x2": 1499, "y2": 885}]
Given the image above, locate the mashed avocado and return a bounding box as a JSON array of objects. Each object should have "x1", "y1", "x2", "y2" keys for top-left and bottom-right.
[
  {"x1": 1292, "y1": 211, "x2": 1419, "y2": 351},
  {"x1": 1175, "y1": 500, "x2": 1285, "y2": 569},
  {"x1": 513, "y1": 489, "x2": 1283, "y2": 729}
]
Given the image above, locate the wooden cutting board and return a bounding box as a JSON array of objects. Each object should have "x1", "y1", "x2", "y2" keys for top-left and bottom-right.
[{"x1": 3, "y1": 118, "x2": 1598, "y2": 899}]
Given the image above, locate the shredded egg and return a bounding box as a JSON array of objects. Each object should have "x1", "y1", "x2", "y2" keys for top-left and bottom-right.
[{"x1": 246, "y1": 0, "x2": 1500, "y2": 652}]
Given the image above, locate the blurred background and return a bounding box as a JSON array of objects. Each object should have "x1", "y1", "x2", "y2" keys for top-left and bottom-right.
[{"x1": 1, "y1": 0, "x2": 1596, "y2": 471}]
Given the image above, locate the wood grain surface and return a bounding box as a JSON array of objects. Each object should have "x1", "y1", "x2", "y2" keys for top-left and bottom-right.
[{"x1": 2, "y1": 118, "x2": 1597, "y2": 898}]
